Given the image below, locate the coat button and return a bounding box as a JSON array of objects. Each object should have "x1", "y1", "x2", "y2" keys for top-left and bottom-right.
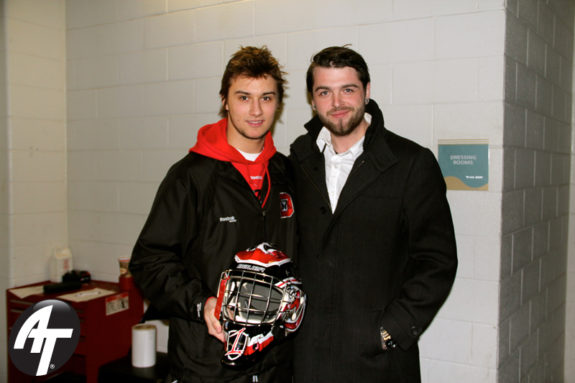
[
  {"x1": 319, "y1": 206, "x2": 328, "y2": 214},
  {"x1": 410, "y1": 325, "x2": 421, "y2": 336}
]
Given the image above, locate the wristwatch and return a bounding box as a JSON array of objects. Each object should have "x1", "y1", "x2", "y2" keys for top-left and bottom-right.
[{"x1": 379, "y1": 327, "x2": 397, "y2": 351}]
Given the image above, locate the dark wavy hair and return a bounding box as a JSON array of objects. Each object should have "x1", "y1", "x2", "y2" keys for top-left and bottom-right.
[
  {"x1": 219, "y1": 46, "x2": 287, "y2": 117},
  {"x1": 306, "y1": 46, "x2": 370, "y2": 94}
]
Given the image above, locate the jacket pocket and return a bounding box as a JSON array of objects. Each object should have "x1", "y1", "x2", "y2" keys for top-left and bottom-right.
[{"x1": 347, "y1": 308, "x2": 385, "y2": 358}]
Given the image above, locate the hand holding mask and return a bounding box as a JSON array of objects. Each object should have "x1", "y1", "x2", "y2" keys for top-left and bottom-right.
[{"x1": 215, "y1": 243, "x2": 306, "y2": 367}]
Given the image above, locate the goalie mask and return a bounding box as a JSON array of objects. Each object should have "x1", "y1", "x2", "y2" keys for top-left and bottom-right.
[{"x1": 215, "y1": 243, "x2": 306, "y2": 367}]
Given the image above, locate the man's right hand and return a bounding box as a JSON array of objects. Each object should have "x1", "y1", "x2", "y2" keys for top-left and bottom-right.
[{"x1": 204, "y1": 297, "x2": 225, "y2": 343}]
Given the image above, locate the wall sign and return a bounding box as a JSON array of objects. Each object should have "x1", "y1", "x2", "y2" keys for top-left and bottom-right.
[{"x1": 438, "y1": 139, "x2": 489, "y2": 191}]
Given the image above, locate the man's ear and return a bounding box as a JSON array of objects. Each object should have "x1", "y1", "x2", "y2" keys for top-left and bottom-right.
[{"x1": 365, "y1": 82, "x2": 371, "y2": 102}]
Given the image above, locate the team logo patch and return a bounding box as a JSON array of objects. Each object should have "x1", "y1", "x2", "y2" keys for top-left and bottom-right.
[
  {"x1": 9, "y1": 299, "x2": 80, "y2": 377},
  {"x1": 279, "y1": 192, "x2": 294, "y2": 218}
]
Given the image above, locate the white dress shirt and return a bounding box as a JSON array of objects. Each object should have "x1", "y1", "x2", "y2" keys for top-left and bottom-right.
[{"x1": 316, "y1": 114, "x2": 371, "y2": 212}]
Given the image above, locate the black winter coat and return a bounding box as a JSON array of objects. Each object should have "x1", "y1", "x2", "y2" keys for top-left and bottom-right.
[
  {"x1": 130, "y1": 152, "x2": 298, "y2": 383},
  {"x1": 289, "y1": 100, "x2": 457, "y2": 383}
]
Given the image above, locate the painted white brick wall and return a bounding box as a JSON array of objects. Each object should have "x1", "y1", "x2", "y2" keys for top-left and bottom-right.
[
  {"x1": 3, "y1": 0, "x2": 67, "y2": 285},
  {"x1": 501, "y1": 1, "x2": 574, "y2": 383},
  {"x1": 0, "y1": 0, "x2": 568, "y2": 382},
  {"x1": 0, "y1": 1, "x2": 67, "y2": 382},
  {"x1": 64, "y1": 1, "x2": 509, "y2": 381},
  {"x1": 0, "y1": 4, "x2": 9, "y2": 383}
]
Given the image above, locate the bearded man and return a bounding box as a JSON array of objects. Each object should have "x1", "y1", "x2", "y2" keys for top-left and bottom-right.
[{"x1": 289, "y1": 46, "x2": 458, "y2": 383}]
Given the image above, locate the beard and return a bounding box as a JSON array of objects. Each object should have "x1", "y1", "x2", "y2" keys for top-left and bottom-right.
[{"x1": 318, "y1": 104, "x2": 366, "y2": 137}]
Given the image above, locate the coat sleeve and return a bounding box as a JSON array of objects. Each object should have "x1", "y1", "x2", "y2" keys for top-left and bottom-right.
[
  {"x1": 380, "y1": 148, "x2": 458, "y2": 350},
  {"x1": 129, "y1": 163, "x2": 212, "y2": 322}
]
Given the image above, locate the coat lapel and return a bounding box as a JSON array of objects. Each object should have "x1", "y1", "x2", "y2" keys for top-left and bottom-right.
[
  {"x1": 333, "y1": 139, "x2": 397, "y2": 218},
  {"x1": 292, "y1": 99, "x2": 397, "y2": 221},
  {"x1": 299, "y1": 151, "x2": 331, "y2": 209}
]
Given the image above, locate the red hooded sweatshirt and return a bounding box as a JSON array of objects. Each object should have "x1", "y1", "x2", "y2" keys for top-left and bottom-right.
[{"x1": 189, "y1": 118, "x2": 277, "y2": 207}]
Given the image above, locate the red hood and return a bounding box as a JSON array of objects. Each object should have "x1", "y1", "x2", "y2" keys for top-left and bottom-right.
[
  {"x1": 190, "y1": 118, "x2": 276, "y2": 206},
  {"x1": 190, "y1": 118, "x2": 276, "y2": 164}
]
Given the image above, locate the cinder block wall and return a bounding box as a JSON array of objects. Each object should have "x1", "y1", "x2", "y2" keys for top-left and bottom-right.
[
  {"x1": 568, "y1": 96, "x2": 575, "y2": 379},
  {"x1": 500, "y1": 1, "x2": 574, "y2": 382}
]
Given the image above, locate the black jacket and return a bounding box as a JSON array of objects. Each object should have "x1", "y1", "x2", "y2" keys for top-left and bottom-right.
[
  {"x1": 130, "y1": 152, "x2": 297, "y2": 382},
  {"x1": 289, "y1": 100, "x2": 457, "y2": 383}
]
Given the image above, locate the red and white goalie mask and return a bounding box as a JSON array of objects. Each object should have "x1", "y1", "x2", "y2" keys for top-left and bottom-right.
[{"x1": 215, "y1": 243, "x2": 306, "y2": 367}]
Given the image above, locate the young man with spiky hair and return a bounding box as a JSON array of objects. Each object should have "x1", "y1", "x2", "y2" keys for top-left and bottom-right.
[{"x1": 131, "y1": 47, "x2": 297, "y2": 383}]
